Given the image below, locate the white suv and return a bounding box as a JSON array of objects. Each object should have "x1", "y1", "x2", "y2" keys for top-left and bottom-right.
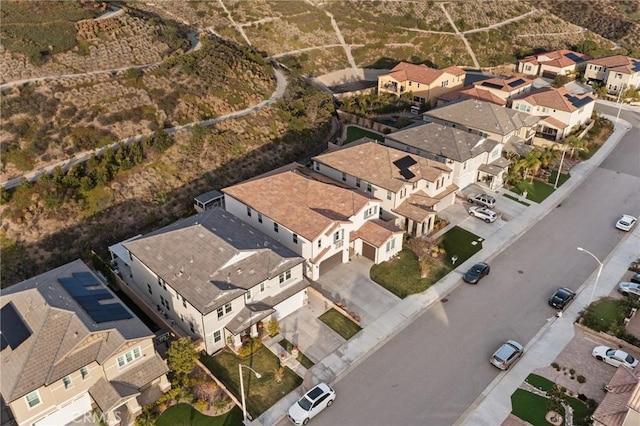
[
  {"x1": 288, "y1": 383, "x2": 335, "y2": 425},
  {"x1": 469, "y1": 206, "x2": 498, "y2": 223}
]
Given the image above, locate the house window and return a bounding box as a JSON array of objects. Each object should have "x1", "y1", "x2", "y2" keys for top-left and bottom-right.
[
  {"x1": 315, "y1": 163, "x2": 320, "y2": 171},
  {"x1": 525, "y1": 65, "x2": 532, "y2": 71},
  {"x1": 260, "y1": 282, "x2": 265, "y2": 292},
  {"x1": 189, "y1": 321, "x2": 195, "y2": 333},
  {"x1": 182, "y1": 297, "x2": 187, "y2": 308},
  {"x1": 412, "y1": 182, "x2": 418, "y2": 190},
  {"x1": 160, "y1": 296, "x2": 170, "y2": 311},
  {"x1": 366, "y1": 183, "x2": 372, "y2": 192},
  {"x1": 279, "y1": 270, "x2": 292, "y2": 284},
  {"x1": 213, "y1": 330, "x2": 221, "y2": 343},
  {"x1": 247, "y1": 206, "x2": 252, "y2": 217},
  {"x1": 417, "y1": 83, "x2": 420, "y2": 88},
  {"x1": 441, "y1": 80, "x2": 449, "y2": 87},
  {"x1": 63, "y1": 376, "x2": 72, "y2": 389},
  {"x1": 245, "y1": 289, "x2": 252, "y2": 301},
  {"x1": 341, "y1": 172, "x2": 347, "y2": 182},
  {"x1": 157, "y1": 276, "x2": 166, "y2": 289},
  {"x1": 317, "y1": 239, "x2": 322, "y2": 248},
  {"x1": 217, "y1": 302, "x2": 232, "y2": 318},
  {"x1": 117, "y1": 347, "x2": 142, "y2": 368},
  {"x1": 408, "y1": 81, "x2": 412, "y2": 86},
  {"x1": 25, "y1": 391, "x2": 41, "y2": 408},
  {"x1": 293, "y1": 233, "x2": 298, "y2": 244},
  {"x1": 81, "y1": 367, "x2": 89, "y2": 379},
  {"x1": 463, "y1": 161, "x2": 467, "y2": 170},
  {"x1": 386, "y1": 190, "x2": 392, "y2": 200},
  {"x1": 258, "y1": 213, "x2": 262, "y2": 223},
  {"x1": 386, "y1": 238, "x2": 396, "y2": 252},
  {"x1": 356, "y1": 178, "x2": 361, "y2": 187},
  {"x1": 147, "y1": 284, "x2": 152, "y2": 295},
  {"x1": 333, "y1": 229, "x2": 343, "y2": 243},
  {"x1": 273, "y1": 223, "x2": 279, "y2": 233}
]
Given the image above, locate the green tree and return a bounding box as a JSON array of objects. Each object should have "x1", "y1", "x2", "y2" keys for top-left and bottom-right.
[
  {"x1": 565, "y1": 135, "x2": 588, "y2": 158},
  {"x1": 166, "y1": 337, "x2": 198, "y2": 384}
]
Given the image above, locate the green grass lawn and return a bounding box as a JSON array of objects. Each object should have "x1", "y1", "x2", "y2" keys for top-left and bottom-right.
[
  {"x1": 278, "y1": 338, "x2": 315, "y2": 369},
  {"x1": 343, "y1": 126, "x2": 385, "y2": 144},
  {"x1": 440, "y1": 226, "x2": 483, "y2": 268},
  {"x1": 503, "y1": 193, "x2": 531, "y2": 206},
  {"x1": 512, "y1": 179, "x2": 556, "y2": 203},
  {"x1": 318, "y1": 308, "x2": 362, "y2": 339},
  {"x1": 548, "y1": 171, "x2": 570, "y2": 187},
  {"x1": 511, "y1": 389, "x2": 550, "y2": 426},
  {"x1": 199, "y1": 347, "x2": 302, "y2": 419},
  {"x1": 525, "y1": 374, "x2": 555, "y2": 392},
  {"x1": 580, "y1": 298, "x2": 628, "y2": 331},
  {"x1": 156, "y1": 403, "x2": 243, "y2": 426}
]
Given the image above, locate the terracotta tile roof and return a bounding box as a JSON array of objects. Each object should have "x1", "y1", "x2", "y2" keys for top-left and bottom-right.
[
  {"x1": 592, "y1": 366, "x2": 640, "y2": 426},
  {"x1": 474, "y1": 76, "x2": 534, "y2": 93},
  {"x1": 313, "y1": 141, "x2": 451, "y2": 191},
  {"x1": 521, "y1": 49, "x2": 589, "y2": 67},
  {"x1": 438, "y1": 86, "x2": 507, "y2": 106},
  {"x1": 515, "y1": 86, "x2": 594, "y2": 113},
  {"x1": 425, "y1": 99, "x2": 540, "y2": 136},
  {"x1": 385, "y1": 122, "x2": 498, "y2": 163},
  {"x1": 223, "y1": 164, "x2": 377, "y2": 241},
  {"x1": 124, "y1": 208, "x2": 304, "y2": 315},
  {"x1": 387, "y1": 62, "x2": 465, "y2": 85},
  {"x1": 1, "y1": 260, "x2": 153, "y2": 403},
  {"x1": 350, "y1": 219, "x2": 403, "y2": 247},
  {"x1": 392, "y1": 184, "x2": 458, "y2": 222},
  {"x1": 588, "y1": 55, "x2": 640, "y2": 74},
  {"x1": 538, "y1": 115, "x2": 568, "y2": 129}
]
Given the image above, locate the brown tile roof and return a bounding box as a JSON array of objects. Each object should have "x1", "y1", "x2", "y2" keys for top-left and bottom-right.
[
  {"x1": 592, "y1": 366, "x2": 640, "y2": 426},
  {"x1": 588, "y1": 55, "x2": 640, "y2": 74},
  {"x1": 387, "y1": 62, "x2": 465, "y2": 85},
  {"x1": 124, "y1": 208, "x2": 304, "y2": 315},
  {"x1": 392, "y1": 184, "x2": 458, "y2": 222},
  {"x1": 223, "y1": 164, "x2": 377, "y2": 241},
  {"x1": 113, "y1": 353, "x2": 169, "y2": 389},
  {"x1": 520, "y1": 49, "x2": 589, "y2": 67},
  {"x1": 313, "y1": 141, "x2": 451, "y2": 191},
  {"x1": 89, "y1": 378, "x2": 139, "y2": 413},
  {"x1": 438, "y1": 86, "x2": 507, "y2": 106},
  {"x1": 350, "y1": 219, "x2": 403, "y2": 247},
  {"x1": 1, "y1": 260, "x2": 153, "y2": 403},
  {"x1": 515, "y1": 87, "x2": 594, "y2": 113},
  {"x1": 539, "y1": 116, "x2": 568, "y2": 129},
  {"x1": 474, "y1": 76, "x2": 533, "y2": 93}
]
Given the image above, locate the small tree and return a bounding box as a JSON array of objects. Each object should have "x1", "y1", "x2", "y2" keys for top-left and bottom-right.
[
  {"x1": 166, "y1": 337, "x2": 198, "y2": 386},
  {"x1": 266, "y1": 317, "x2": 280, "y2": 336}
]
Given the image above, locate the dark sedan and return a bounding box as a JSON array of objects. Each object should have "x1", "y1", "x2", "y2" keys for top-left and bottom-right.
[
  {"x1": 631, "y1": 273, "x2": 640, "y2": 284},
  {"x1": 463, "y1": 262, "x2": 490, "y2": 284},
  {"x1": 548, "y1": 287, "x2": 576, "y2": 309}
]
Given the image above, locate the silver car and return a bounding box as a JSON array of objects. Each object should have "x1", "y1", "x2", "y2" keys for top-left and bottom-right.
[
  {"x1": 490, "y1": 340, "x2": 523, "y2": 370},
  {"x1": 618, "y1": 282, "x2": 640, "y2": 297},
  {"x1": 469, "y1": 206, "x2": 498, "y2": 223},
  {"x1": 467, "y1": 193, "x2": 496, "y2": 208}
]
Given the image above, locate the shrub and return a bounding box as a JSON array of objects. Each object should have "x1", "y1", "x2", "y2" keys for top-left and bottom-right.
[
  {"x1": 266, "y1": 317, "x2": 280, "y2": 336},
  {"x1": 236, "y1": 337, "x2": 262, "y2": 359},
  {"x1": 577, "y1": 375, "x2": 586, "y2": 384},
  {"x1": 551, "y1": 362, "x2": 560, "y2": 370},
  {"x1": 570, "y1": 368, "x2": 575, "y2": 375},
  {"x1": 193, "y1": 399, "x2": 208, "y2": 412}
]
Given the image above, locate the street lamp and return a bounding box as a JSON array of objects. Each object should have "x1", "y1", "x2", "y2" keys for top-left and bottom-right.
[
  {"x1": 554, "y1": 144, "x2": 568, "y2": 189},
  {"x1": 577, "y1": 247, "x2": 604, "y2": 305},
  {"x1": 239, "y1": 364, "x2": 262, "y2": 422}
]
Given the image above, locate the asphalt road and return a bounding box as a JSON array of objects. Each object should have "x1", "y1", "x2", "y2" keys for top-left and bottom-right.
[{"x1": 307, "y1": 106, "x2": 640, "y2": 426}]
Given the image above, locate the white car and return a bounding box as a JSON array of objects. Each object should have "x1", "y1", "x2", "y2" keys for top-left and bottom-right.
[
  {"x1": 616, "y1": 215, "x2": 637, "y2": 231},
  {"x1": 618, "y1": 282, "x2": 640, "y2": 297},
  {"x1": 288, "y1": 383, "x2": 335, "y2": 425},
  {"x1": 592, "y1": 346, "x2": 639, "y2": 368},
  {"x1": 469, "y1": 206, "x2": 498, "y2": 223}
]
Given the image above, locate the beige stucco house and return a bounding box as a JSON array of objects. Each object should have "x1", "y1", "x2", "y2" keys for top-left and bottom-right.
[
  {"x1": 592, "y1": 365, "x2": 640, "y2": 426},
  {"x1": 109, "y1": 208, "x2": 308, "y2": 355},
  {"x1": 517, "y1": 49, "x2": 590, "y2": 78},
  {"x1": 377, "y1": 62, "x2": 466, "y2": 106},
  {"x1": 0, "y1": 260, "x2": 170, "y2": 426},
  {"x1": 511, "y1": 86, "x2": 595, "y2": 141},
  {"x1": 312, "y1": 141, "x2": 455, "y2": 237},
  {"x1": 223, "y1": 163, "x2": 403, "y2": 280},
  {"x1": 437, "y1": 76, "x2": 534, "y2": 108},
  {"x1": 384, "y1": 122, "x2": 509, "y2": 191},
  {"x1": 584, "y1": 55, "x2": 640, "y2": 95}
]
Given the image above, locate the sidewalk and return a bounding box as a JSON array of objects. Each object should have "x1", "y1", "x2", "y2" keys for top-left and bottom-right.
[{"x1": 249, "y1": 114, "x2": 635, "y2": 426}]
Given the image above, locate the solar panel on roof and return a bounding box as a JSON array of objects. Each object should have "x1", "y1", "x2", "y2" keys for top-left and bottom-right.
[
  {"x1": 632, "y1": 60, "x2": 640, "y2": 72},
  {"x1": 58, "y1": 273, "x2": 133, "y2": 323},
  {"x1": 507, "y1": 78, "x2": 526, "y2": 88},
  {"x1": 563, "y1": 94, "x2": 592, "y2": 109},
  {"x1": 480, "y1": 82, "x2": 503, "y2": 90},
  {"x1": 0, "y1": 302, "x2": 32, "y2": 350},
  {"x1": 564, "y1": 52, "x2": 584, "y2": 63}
]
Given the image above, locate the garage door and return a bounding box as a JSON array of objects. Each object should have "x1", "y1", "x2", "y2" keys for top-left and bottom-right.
[
  {"x1": 274, "y1": 290, "x2": 305, "y2": 320},
  {"x1": 34, "y1": 393, "x2": 91, "y2": 426},
  {"x1": 362, "y1": 242, "x2": 376, "y2": 261},
  {"x1": 542, "y1": 70, "x2": 557, "y2": 79},
  {"x1": 319, "y1": 251, "x2": 343, "y2": 275}
]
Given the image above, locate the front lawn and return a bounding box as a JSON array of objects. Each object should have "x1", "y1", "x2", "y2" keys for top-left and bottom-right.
[
  {"x1": 511, "y1": 389, "x2": 590, "y2": 426},
  {"x1": 525, "y1": 374, "x2": 555, "y2": 392},
  {"x1": 199, "y1": 347, "x2": 302, "y2": 419},
  {"x1": 318, "y1": 308, "x2": 362, "y2": 340},
  {"x1": 578, "y1": 297, "x2": 640, "y2": 346},
  {"x1": 156, "y1": 403, "x2": 242, "y2": 426},
  {"x1": 439, "y1": 226, "x2": 483, "y2": 268},
  {"x1": 511, "y1": 179, "x2": 556, "y2": 203},
  {"x1": 278, "y1": 338, "x2": 315, "y2": 369},
  {"x1": 344, "y1": 126, "x2": 385, "y2": 144},
  {"x1": 548, "y1": 171, "x2": 570, "y2": 187}
]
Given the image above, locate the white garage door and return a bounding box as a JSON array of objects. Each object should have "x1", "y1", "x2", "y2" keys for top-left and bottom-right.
[
  {"x1": 274, "y1": 290, "x2": 305, "y2": 320},
  {"x1": 34, "y1": 393, "x2": 92, "y2": 426}
]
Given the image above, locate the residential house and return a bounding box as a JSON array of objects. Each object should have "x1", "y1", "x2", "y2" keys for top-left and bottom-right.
[
  {"x1": 592, "y1": 365, "x2": 640, "y2": 426},
  {"x1": 517, "y1": 49, "x2": 590, "y2": 78},
  {"x1": 383, "y1": 122, "x2": 509, "y2": 191},
  {"x1": 584, "y1": 55, "x2": 640, "y2": 95},
  {"x1": 311, "y1": 141, "x2": 455, "y2": 237},
  {"x1": 0, "y1": 260, "x2": 170, "y2": 426},
  {"x1": 222, "y1": 163, "x2": 403, "y2": 280},
  {"x1": 423, "y1": 99, "x2": 540, "y2": 153},
  {"x1": 511, "y1": 86, "x2": 595, "y2": 141},
  {"x1": 109, "y1": 208, "x2": 308, "y2": 354},
  {"x1": 437, "y1": 76, "x2": 534, "y2": 108},
  {"x1": 377, "y1": 62, "x2": 466, "y2": 106}
]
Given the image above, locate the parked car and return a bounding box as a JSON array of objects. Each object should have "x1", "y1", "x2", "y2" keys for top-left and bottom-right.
[
  {"x1": 463, "y1": 262, "x2": 491, "y2": 284},
  {"x1": 618, "y1": 282, "x2": 640, "y2": 297},
  {"x1": 469, "y1": 206, "x2": 498, "y2": 223},
  {"x1": 592, "y1": 346, "x2": 638, "y2": 368},
  {"x1": 631, "y1": 273, "x2": 640, "y2": 284},
  {"x1": 548, "y1": 287, "x2": 576, "y2": 309},
  {"x1": 288, "y1": 383, "x2": 335, "y2": 425},
  {"x1": 616, "y1": 214, "x2": 637, "y2": 231},
  {"x1": 467, "y1": 193, "x2": 496, "y2": 208},
  {"x1": 490, "y1": 340, "x2": 524, "y2": 370}
]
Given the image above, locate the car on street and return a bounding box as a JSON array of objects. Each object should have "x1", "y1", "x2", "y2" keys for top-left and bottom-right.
[
  {"x1": 631, "y1": 273, "x2": 640, "y2": 284},
  {"x1": 616, "y1": 214, "x2": 637, "y2": 231},
  {"x1": 467, "y1": 193, "x2": 496, "y2": 208},
  {"x1": 490, "y1": 340, "x2": 523, "y2": 370},
  {"x1": 469, "y1": 206, "x2": 498, "y2": 223},
  {"x1": 592, "y1": 346, "x2": 639, "y2": 368},
  {"x1": 618, "y1": 282, "x2": 640, "y2": 298},
  {"x1": 288, "y1": 383, "x2": 336, "y2": 425},
  {"x1": 548, "y1": 287, "x2": 576, "y2": 309},
  {"x1": 463, "y1": 262, "x2": 491, "y2": 284}
]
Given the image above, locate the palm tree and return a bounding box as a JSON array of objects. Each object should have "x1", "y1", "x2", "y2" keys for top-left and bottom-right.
[
  {"x1": 565, "y1": 135, "x2": 588, "y2": 159},
  {"x1": 539, "y1": 146, "x2": 560, "y2": 170},
  {"x1": 524, "y1": 151, "x2": 542, "y2": 182}
]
